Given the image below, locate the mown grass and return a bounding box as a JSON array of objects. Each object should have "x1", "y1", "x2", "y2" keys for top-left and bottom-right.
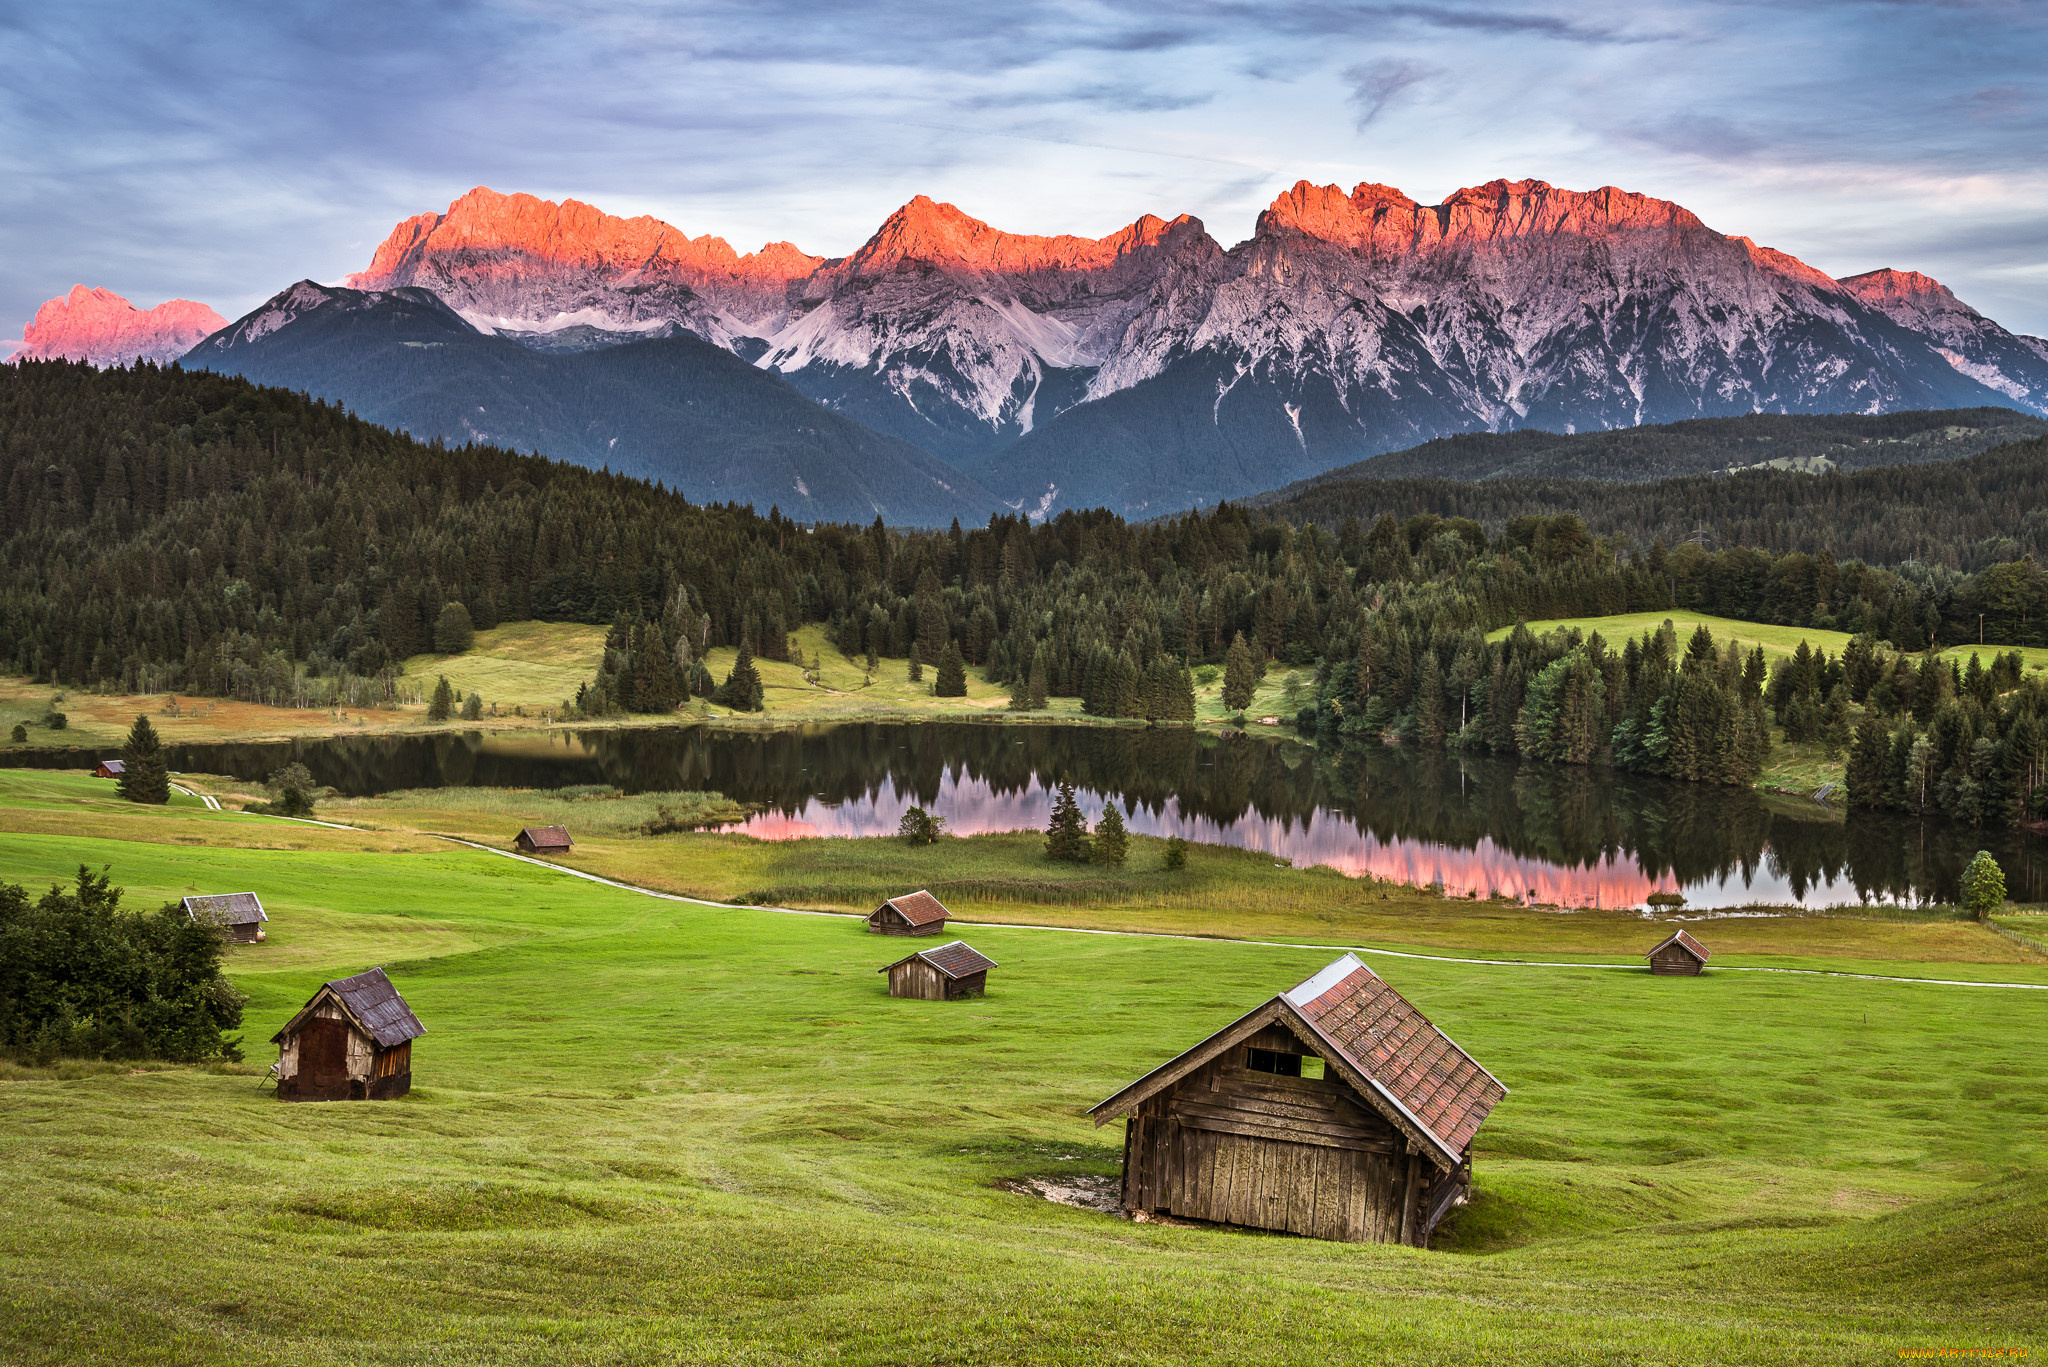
[
  {"x1": 1, "y1": 816, "x2": 2045, "y2": 1364},
  {"x1": 1497, "y1": 609, "x2": 2048, "y2": 677},
  {"x1": 401, "y1": 620, "x2": 610, "y2": 710}
]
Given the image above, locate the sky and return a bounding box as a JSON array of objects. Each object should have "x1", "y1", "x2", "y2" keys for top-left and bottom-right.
[{"x1": 3, "y1": 0, "x2": 2047, "y2": 344}]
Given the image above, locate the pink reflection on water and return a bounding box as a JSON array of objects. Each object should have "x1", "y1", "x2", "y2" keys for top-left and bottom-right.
[{"x1": 737, "y1": 774, "x2": 1682, "y2": 909}]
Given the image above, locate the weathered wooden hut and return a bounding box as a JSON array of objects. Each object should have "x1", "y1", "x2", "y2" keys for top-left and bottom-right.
[
  {"x1": 182, "y1": 892, "x2": 269, "y2": 943},
  {"x1": 271, "y1": 967, "x2": 426, "y2": 1101},
  {"x1": 866, "y1": 889, "x2": 951, "y2": 937},
  {"x1": 1646, "y1": 929, "x2": 1710, "y2": 975},
  {"x1": 1089, "y1": 953, "x2": 1506, "y2": 1247},
  {"x1": 515, "y1": 825, "x2": 573, "y2": 854},
  {"x1": 880, "y1": 940, "x2": 997, "y2": 999},
  {"x1": 93, "y1": 758, "x2": 126, "y2": 779}
]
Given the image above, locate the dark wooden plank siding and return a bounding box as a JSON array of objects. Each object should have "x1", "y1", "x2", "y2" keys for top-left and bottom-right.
[{"x1": 1650, "y1": 944, "x2": 1703, "y2": 975}]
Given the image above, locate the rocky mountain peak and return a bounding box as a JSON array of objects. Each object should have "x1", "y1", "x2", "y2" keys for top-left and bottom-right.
[
  {"x1": 1258, "y1": 177, "x2": 1710, "y2": 255},
  {"x1": 13, "y1": 285, "x2": 226, "y2": 366},
  {"x1": 1839, "y1": 267, "x2": 1976, "y2": 319},
  {"x1": 843, "y1": 195, "x2": 1211, "y2": 278}
]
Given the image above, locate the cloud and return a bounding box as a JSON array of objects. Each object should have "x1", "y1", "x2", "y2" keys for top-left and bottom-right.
[{"x1": 1344, "y1": 58, "x2": 1442, "y2": 127}]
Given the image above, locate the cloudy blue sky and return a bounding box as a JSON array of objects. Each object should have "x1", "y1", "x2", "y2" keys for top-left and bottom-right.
[{"x1": 4, "y1": 0, "x2": 2046, "y2": 343}]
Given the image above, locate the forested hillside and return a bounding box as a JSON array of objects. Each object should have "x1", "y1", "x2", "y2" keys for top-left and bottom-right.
[{"x1": 4, "y1": 360, "x2": 2044, "y2": 824}]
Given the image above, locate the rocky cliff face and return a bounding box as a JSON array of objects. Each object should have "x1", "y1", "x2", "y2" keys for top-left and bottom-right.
[
  {"x1": 328, "y1": 179, "x2": 2048, "y2": 513},
  {"x1": 14, "y1": 285, "x2": 226, "y2": 366}
]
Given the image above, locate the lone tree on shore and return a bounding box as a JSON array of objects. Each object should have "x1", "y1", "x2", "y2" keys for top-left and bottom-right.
[
  {"x1": 1223, "y1": 631, "x2": 1257, "y2": 712},
  {"x1": 1045, "y1": 781, "x2": 1091, "y2": 864},
  {"x1": 116, "y1": 714, "x2": 169, "y2": 805},
  {"x1": 898, "y1": 805, "x2": 945, "y2": 846},
  {"x1": 1093, "y1": 804, "x2": 1129, "y2": 868},
  {"x1": 722, "y1": 643, "x2": 765, "y2": 712},
  {"x1": 935, "y1": 641, "x2": 968, "y2": 697},
  {"x1": 1960, "y1": 850, "x2": 2006, "y2": 922},
  {"x1": 265, "y1": 763, "x2": 317, "y2": 818},
  {"x1": 428, "y1": 675, "x2": 456, "y2": 721}
]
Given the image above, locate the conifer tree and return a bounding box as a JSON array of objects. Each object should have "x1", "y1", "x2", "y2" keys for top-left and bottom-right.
[
  {"x1": 1044, "y1": 781, "x2": 1091, "y2": 863},
  {"x1": 935, "y1": 641, "x2": 968, "y2": 697},
  {"x1": 1223, "y1": 631, "x2": 1256, "y2": 712},
  {"x1": 1092, "y1": 803, "x2": 1129, "y2": 868},
  {"x1": 907, "y1": 641, "x2": 923, "y2": 683},
  {"x1": 1845, "y1": 712, "x2": 1890, "y2": 808},
  {"x1": 723, "y1": 643, "x2": 765, "y2": 712},
  {"x1": 1027, "y1": 645, "x2": 1050, "y2": 710},
  {"x1": 116, "y1": 714, "x2": 169, "y2": 805},
  {"x1": 428, "y1": 675, "x2": 455, "y2": 721}
]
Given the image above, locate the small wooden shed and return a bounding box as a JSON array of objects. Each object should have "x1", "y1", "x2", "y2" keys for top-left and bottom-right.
[
  {"x1": 866, "y1": 889, "x2": 950, "y2": 937},
  {"x1": 1647, "y1": 929, "x2": 1710, "y2": 975},
  {"x1": 93, "y1": 758, "x2": 126, "y2": 779},
  {"x1": 271, "y1": 967, "x2": 426, "y2": 1101},
  {"x1": 183, "y1": 892, "x2": 269, "y2": 943},
  {"x1": 1089, "y1": 953, "x2": 1507, "y2": 1247},
  {"x1": 881, "y1": 940, "x2": 997, "y2": 1000},
  {"x1": 516, "y1": 825, "x2": 573, "y2": 854}
]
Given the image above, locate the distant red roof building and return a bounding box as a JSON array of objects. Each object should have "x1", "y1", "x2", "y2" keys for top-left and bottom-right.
[
  {"x1": 515, "y1": 825, "x2": 573, "y2": 853},
  {"x1": 866, "y1": 889, "x2": 951, "y2": 937}
]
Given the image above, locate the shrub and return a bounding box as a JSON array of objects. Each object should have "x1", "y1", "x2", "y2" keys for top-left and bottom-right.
[
  {"x1": 1646, "y1": 891, "x2": 1687, "y2": 908},
  {"x1": 263, "y1": 763, "x2": 318, "y2": 818},
  {"x1": 1960, "y1": 851, "x2": 2006, "y2": 922},
  {"x1": 434, "y1": 602, "x2": 476, "y2": 655},
  {"x1": 9, "y1": 723, "x2": 25, "y2": 744},
  {"x1": 898, "y1": 805, "x2": 945, "y2": 846},
  {"x1": 115, "y1": 715, "x2": 169, "y2": 805},
  {"x1": 1163, "y1": 836, "x2": 1189, "y2": 871},
  {"x1": 1295, "y1": 706, "x2": 1317, "y2": 733},
  {"x1": 43, "y1": 710, "x2": 67, "y2": 731},
  {"x1": 461, "y1": 692, "x2": 483, "y2": 721}
]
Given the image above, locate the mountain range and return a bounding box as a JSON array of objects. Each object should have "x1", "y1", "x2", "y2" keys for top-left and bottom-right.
[{"x1": 17, "y1": 179, "x2": 2048, "y2": 523}]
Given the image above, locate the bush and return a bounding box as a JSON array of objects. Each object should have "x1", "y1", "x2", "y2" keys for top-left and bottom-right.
[
  {"x1": 434, "y1": 602, "x2": 476, "y2": 654},
  {"x1": 1195, "y1": 665, "x2": 1220, "y2": 686},
  {"x1": 1960, "y1": 851, "x2": 2006, "y2": 922},
  {"x1": 1295, "y1": 706, "x2": 1317, "y2": 733},
  {"x1": 9, "y1": 723, "x2": 25, "y2": 744},
  {"x1": 1645, "y1": 891, "x2": 1687, "y2": 908},
  {"x1": 43, "y1": 710, "x2": 67, "y2": 731},
  {"x1": 461, "y1": 691, "x2": 483, "y2": 721},
  {"x1": 0, "y1": 866, "x2": 246, "y2": 1063},
  {"x1": 898, "y1": 805, "x2": 945, "y2": 846},
  {"x1": 1163, "y1": 836, "x2": 1189, "y2": 871},
  {"x1": 264, "y1": 763, "x2": 318, "y2": 818}
]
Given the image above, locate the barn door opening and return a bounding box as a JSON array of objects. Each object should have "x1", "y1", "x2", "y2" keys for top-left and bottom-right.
[{"x1": 300, "y1": 1016, "x2": 351, "y2": 1097}]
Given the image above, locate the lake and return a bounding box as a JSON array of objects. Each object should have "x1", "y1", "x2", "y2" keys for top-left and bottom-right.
[{"x1": 12, "y1": 721, "x2": 2039, "y2": 909}]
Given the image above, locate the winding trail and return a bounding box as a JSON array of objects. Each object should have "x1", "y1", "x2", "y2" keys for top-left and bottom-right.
[{"x1": 427, "y1": 837, "x2": 2048, "y2": 993}]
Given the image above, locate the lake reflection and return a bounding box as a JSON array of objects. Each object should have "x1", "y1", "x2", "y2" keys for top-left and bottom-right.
[{"x1": 11, "y1": 721, "x2": 2037, "y2": 909}]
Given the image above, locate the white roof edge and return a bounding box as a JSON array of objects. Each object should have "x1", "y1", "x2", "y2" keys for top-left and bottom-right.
[
  {"x1": 1283, "y1": 952, "x2": 1367, "y2": 1007},
  {"x1": 1286, "y1": 1005, "x2": 1459, "y2": 1169}
]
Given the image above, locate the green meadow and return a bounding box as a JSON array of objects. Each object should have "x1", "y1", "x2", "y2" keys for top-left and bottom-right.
[
  {"x1": 3, "y1": 778, "x2": 2047, "y2": 1363},
  {"x1": 1491, "y1": 609, "x2": 2048, "y2": 675}
]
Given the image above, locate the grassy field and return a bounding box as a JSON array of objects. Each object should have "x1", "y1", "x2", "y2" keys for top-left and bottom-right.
[
  {"x1": 401, "y1": 621, "x2": 610, "y2": 711},
  {"x1": 2, "y1": 781, "x2": 2046, "y2": 1363},
  {"x1": 1497, "y1": 610, "x2": 2048, "y2": 676}
]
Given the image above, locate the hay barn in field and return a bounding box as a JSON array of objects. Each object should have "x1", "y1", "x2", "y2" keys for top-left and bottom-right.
[
  {"x1": 866, "y1": 889, "x2": 951, "y2": 937},
  {"x1": 182, "y1": 892, "x2": 269, "y2": 943},
  {"x1": 1646, "y1": 930, "x2": 1710, "y2": 975},
  {"x1": 272, "y1": 967, "x2": 426, "y2": 1101},
  {"x1": 881, "y1": 940, "x2": 997, "y2": 999},
  {"x1": 515, "y1": 825, "x2": 573, "y2": 854},
  {"x1": 93, "y1": 758, "x2": 125, "y2": 778},
  {"x1": 1089, "y1": 953, "x2": 1506, "y2": 1247}
]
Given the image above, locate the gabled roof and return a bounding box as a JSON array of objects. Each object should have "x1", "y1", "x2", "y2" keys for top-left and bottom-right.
[
  {"x1": 1647, "y1": 929, "x2": 1710, "y2": 963},
  {"x1": 518, "y1": 825, "x2": 572, "y2": 848},
  {"x1": 271, "y1": 966, "x2": 426, "y2": 1047},
  {"x1": 1088, "y1": 954, "x2": 1507, "y2": 1172},
  {"x1": 183, "y1": 892, "x2": 267, "y2": 926},
  {"x1": 97, "y1": 758, "x2": 126, "y2": 774},
  {"x1": 880, "y1": 939, "x2": 997, "y2": 980},
  {"x1": 874, "y1": 889, "x2": 950, "y2": 927}
]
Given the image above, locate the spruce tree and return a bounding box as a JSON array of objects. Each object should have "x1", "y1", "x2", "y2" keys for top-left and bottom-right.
[
  {"x1": 1845, "y1": 712, "x2": 1890, "y2": 808},
  {"x1": 935, "y1": 641, "x2": 968, "y2": 697},
  {"x1": 1028, "y1": 644, "x2": 1050, "y2": 710},
  {"x1": 1044, "y1": 781, "x2": 1091, "y2": 863},
  {"x1": 428, "y1": 675, "x2": 455, "y2": 721},
  {"x1": 907, "y1": 641, "x2": 923, "y2": 683},
  {"x1": 1093, "y1": 803, "x2": 1129, "y2": 868},
  {"x1": 1223, "y1": 631, "x2": 1256, "y2": 712},
  {"x1": 116, "y1": 714, "x2": 169, "y2": 805},
  {"x1": 724, "y1": 643, "x2": 765, "y2": 712}
]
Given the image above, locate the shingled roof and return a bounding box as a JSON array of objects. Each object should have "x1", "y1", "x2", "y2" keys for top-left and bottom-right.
[
  {"x1": 518, "y1": 825, "x2": 573, "y2": 849},
  {"x1": 880, "y1": 940, "x2": 997, "y2": 980},
  {"x1": 271, "y1": 967, "x2": 427, "y2": 1048},
  {"x1": 183, "y1": 892, "x2": 267, "y2": 926},
  {"x1": 97, "y1": 758, "x2": 126, "y2": 775},
  {"x1": 1089, "y1": 953, "x2": 1507, "y2": 1171},
  {"x1": 1647, "y1": 929, "x2": 1710, "y2": 963},
  {"x1": 877, "y1": 890, "x2": 950, "y2": 927}
]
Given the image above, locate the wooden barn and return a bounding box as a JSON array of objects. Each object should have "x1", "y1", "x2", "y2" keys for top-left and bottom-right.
[
  {"x1": 880, "y1": 940, "x2": 997, "y2": 1000},
  {"x1": 271, "y1": 967, "x2": 426, "y2": 1101},
  {"x1": 866, "y1": 889, "x2": 951, "y2": 937},
  {"x1": 183, "y1": 892, "x2": 269, "y2": 943},
  {"x1": 515, "y1": 825, "x2": 573, "y2": 854},
  {"x1": 1089, "y1": 953, "x2": 1507, "y2": 1247},
  {"x1": 93, "y1": 758, "x2": 125, "y2": 779},
  {"x1": 1646, "y1": 929, "x2": 1710, "y2": 975}
]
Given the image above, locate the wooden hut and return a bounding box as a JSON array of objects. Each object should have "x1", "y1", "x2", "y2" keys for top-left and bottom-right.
[
  {"x1": 866, "y1": 889, "x2": 951, "y2": 937},
  {"x1": 1089, "y1": 953, "x2": 1506, "y2": 1247},
  {"x1": 93, "y1": 758, "x2": 126, "y2": 779},
  {"x1": 183, "y1": 892, "x2": 269, "y2": 943},
  {"x1": 1646, "y1": 929, "x2": 1710, "y2": 975},
  {"x1": 515, "y1": 825, "x2": 573, "y2": 854},
  {"x1": 880, "y1": 940, "x2": 997, "y2": 1000},
  {"x1": 271, "y1": 967, "x2": 425, "y2": 1101}
]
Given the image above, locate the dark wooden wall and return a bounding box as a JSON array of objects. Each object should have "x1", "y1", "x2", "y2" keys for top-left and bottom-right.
[
  {"x1": 1116, "y1": 1024, "x2": 1456, "y2": 1245},
  {"x1": 867, "y1": 909, "x2": 945, "y2": 936},
  {"x1": 1649, "y1": 944, "x2": 1704, "y2": 975}
]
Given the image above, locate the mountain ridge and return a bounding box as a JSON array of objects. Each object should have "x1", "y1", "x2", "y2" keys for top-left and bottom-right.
[{"x1": 13, "y1": 285, "x2": 226, "y2": 366}]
